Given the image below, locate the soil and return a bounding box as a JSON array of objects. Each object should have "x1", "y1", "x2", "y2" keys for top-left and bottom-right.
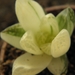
[{"x1": 0, "y1": 0, "x2": 75, "y2": 75}]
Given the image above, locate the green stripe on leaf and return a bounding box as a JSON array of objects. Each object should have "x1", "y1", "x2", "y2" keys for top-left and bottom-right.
[
  {"x1": 2, "y1": 23, "x2": 25, "y2": 37},
  {"x1": 56, "y1": 7, "x2": 75, "y2": 36}
]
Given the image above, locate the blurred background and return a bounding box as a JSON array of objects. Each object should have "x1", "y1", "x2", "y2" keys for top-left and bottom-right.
[{"x1": 0, "y1": 0, "x2": 75, "y2": 31}]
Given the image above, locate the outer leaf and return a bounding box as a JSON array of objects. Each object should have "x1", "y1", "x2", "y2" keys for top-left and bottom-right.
[
  {"x1": 15, "y1": 0, "x2": 45, "y2": 32},
  {"x1": 12, "y1": 53, "x2": 52, "y2": 75},
  {"x1": 51, "y1": 29, "x2": 70, "y2": 58},
  {"x1": 48, "y1": 55, "x2": 68, "y2": 75},
  {"x1": 56, "y1": 7, "x2": 75, "y2": 36},
  {"x1": 1, "y1": 23, "x2": 25, "y2": 49},
  {"x1": 20, "y1": 31, "x2": 43, "y2": 55}
]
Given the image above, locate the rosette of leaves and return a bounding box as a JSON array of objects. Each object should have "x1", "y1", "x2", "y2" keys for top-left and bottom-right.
[{"x1": 0, "y1": 0, "x2": 75, "y2": 75}]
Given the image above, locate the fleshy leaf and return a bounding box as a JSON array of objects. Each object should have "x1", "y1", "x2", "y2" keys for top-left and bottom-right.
[
  {"x1": 12, "y1": 53, "x2": 52, "y2": 75},
  {"x1": 51, "y1": 29, "x2": 70, "y2": 58},
  {"x1": 1, "y1": 23, "x2": 25, "y2": 49},
  {"x1": 40, "y1": 43, "x2": 51, "y2": 55},
  {"x1": 15, "y1": 0, "x2": 45, "y2": 32},
  {"x1": 20, "y1": 31, "x2": 43, "y2": 55},
  {"x1": 35, "y1": 14, "x2": 59, "y2": 46},
  {"x1": 48, "y1": 55, "x2": 68, "y2": 75},
  {"x1": 56, "y1": 7, "x2": 75, "y2": 36},
  {"x1": 35, "y1": 31, "x2": 50, "y2": 46},
  {"x1": 40, "y1": 14, "x2": 59, "y2": 43}
]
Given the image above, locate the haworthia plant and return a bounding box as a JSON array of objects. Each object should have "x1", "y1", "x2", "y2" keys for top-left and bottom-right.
[{"x1": 0, "y1": 0, "x2": 75, "y2": 75}]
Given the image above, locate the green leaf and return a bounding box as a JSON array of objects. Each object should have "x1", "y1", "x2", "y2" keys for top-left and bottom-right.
[
  {"x1": 51, "y1": 29, "x2": 70, "y2": 58},
  {"x1": 15, "y1": 0, "x2": 45, "y2": 32},
  {"x1": 56, "y1": 7, "x2": 75, "y2": 36},
  {"x1": 35, "y1": 14, "x2": 59, "y2": 47},
  {"x1": 1, "y1": 23, "x2": 25, "y2": 49},
  {"x1": 20, "y1": 31, "x2": 43, "y2": 55},
  {"x1": 41, "y1": 14, "x2": 59, "y2": 36},
  {"x1": 12, "y1": 53, "x2": 52, "y2": 75},
  {"x1": 48, "y1": 55, "x2": 68, "y2": 75},
  {"x1": 40, "y1": 43, "x2": 51, "y2": 55}
]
